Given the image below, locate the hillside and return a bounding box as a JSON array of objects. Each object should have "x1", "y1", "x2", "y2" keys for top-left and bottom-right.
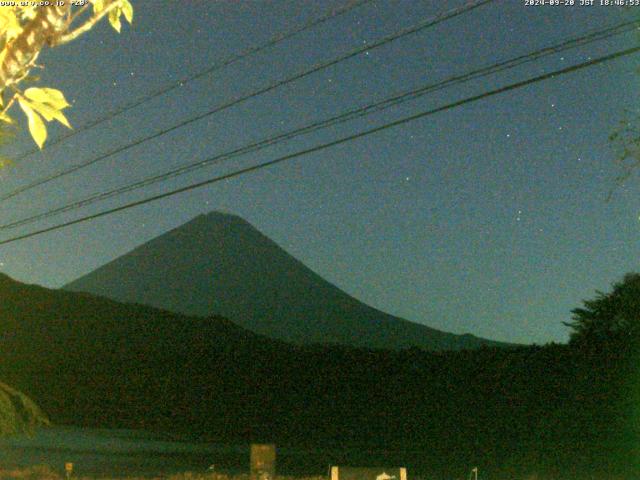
[
  {"x1": 65, "y1": 212, "x2": 507, "y2": 350},
  {"x1": 0, "y1": 273, "x2": 633, "y2": 478},
  {"x1": 0, "y1": 381, "x2": 49, "y2": 436}
]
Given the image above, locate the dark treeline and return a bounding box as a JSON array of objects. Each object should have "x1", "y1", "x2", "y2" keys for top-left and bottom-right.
[{"x1": 0, "y1": 273, "x2": 636, "y2": 479}]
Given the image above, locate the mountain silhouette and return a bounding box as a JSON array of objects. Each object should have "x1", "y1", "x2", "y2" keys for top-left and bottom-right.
[{"x1": 65, "y1": 212, "x2": 506, "y2": 350}]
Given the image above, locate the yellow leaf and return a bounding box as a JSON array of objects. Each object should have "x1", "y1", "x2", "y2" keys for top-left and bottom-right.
[
  {"x1": 0, "y1": 9, "x2": 21, "y2": 42},
  {"x1": 24, "y1": 88, "x2": 70, "y2": 110},
  {"x1": 0, "y1": 51, "x2": 7, "y2": 75},
  {"x1": 27, "y1": 101, "x2": 71, "y2": 128},
  {"x1": 108, "y1": 8, "x2": 122, "y2": 33},
  {"x1": 121, "y1": 0, "x2": 133, "y2": 24},
  {"x1": 30, "y1": 103, "x2": 53, "y2": 122},
  {"x1": 0, "y1": 112, "x2": 13, "y2": 124},
  {"x1": 16, "y1": 6, "x2": 37, "y2": 21},
  {"x1": 54, "y1": 110, "x2": 72, "y2": 129},
  {"x1": 18, "y1": 99, "x2": 46, "y2": 149},
  {"x1": 92, "y1": 0, "x2": 106, "y2": 14},
  {"x1": 22, "y1": 88, "x2": 72, "y2": 129}
]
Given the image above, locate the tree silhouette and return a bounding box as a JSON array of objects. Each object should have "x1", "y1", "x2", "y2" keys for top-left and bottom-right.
[{"x1": 565, "y1": 273, "x2": 640, "y2": 349}]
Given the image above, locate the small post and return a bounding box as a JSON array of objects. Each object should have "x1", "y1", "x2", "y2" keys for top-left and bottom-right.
[
  {"x1": 64, "y1": 462, "x2": 73, "y2": 480},
  {"x1": 469, "y1": 466, "x2": 478, "y2": 480},
  {"x1": 250, "y1": 444, "x2": 276, "y2": 480}
]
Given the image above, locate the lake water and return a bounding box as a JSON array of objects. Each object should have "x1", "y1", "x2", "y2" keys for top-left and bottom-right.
[
  {"x1": 0, "y1": 427, "x2": 421, "y2": 478},
  {"x1": 0, "y1": 426, "x2": 252, "y2": 477}
]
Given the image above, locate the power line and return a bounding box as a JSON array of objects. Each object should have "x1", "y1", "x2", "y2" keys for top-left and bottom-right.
[
  {"x1": 0, "y1": 0, "x2": 494, "y2": 203},
  {"x1": 0, "y1": 44, "x2": 637, "y2": 247},
  {"x1": 10, "y1": 0, "x2": 374, "y2": 160},
  {"x1": 1, "y1": 19, "x2": 637, "y2": 231}
]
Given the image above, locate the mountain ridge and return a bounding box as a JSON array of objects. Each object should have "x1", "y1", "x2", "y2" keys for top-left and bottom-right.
[{"x1": 65, "y1": 211, "x2": 509, "y2": 350}]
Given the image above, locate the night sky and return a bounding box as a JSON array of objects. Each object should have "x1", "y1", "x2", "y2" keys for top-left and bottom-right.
[{"x1": 0, "y1": 0, "x2": 637, "y2": 345}]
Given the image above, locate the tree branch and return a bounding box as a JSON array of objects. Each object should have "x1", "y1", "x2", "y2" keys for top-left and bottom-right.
[
  {"x1": 1, "y1": 95, "x2": 17, "y2": 118},
  {"x1": 51, "y1": 0, "x2": 121, "y2": 46},
  {"x1": 0, "y1": 5, "x2": 69, "y2": 90},
  {"x1": 69, "y1": 3, "x2": 91, "y2": 26}
]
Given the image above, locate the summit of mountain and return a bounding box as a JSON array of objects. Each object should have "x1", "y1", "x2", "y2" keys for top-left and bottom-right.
[{"x1": 65, "y1": 211, "x2": 509, "y2": 350}]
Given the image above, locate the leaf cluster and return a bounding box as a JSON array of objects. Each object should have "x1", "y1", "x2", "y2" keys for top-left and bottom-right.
[
  {"x1": 94, "y1": 0, "x2": 133, "y2": 32},
  {"x1": 608, "y1": 111, "x2": 640, "y2": 199},
  {"x1": 0, "y1": 1, "x2": 134, "y2": 149},
  {"x1": 16, "y1": 87, "x2": 71, "y2": 149}
]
